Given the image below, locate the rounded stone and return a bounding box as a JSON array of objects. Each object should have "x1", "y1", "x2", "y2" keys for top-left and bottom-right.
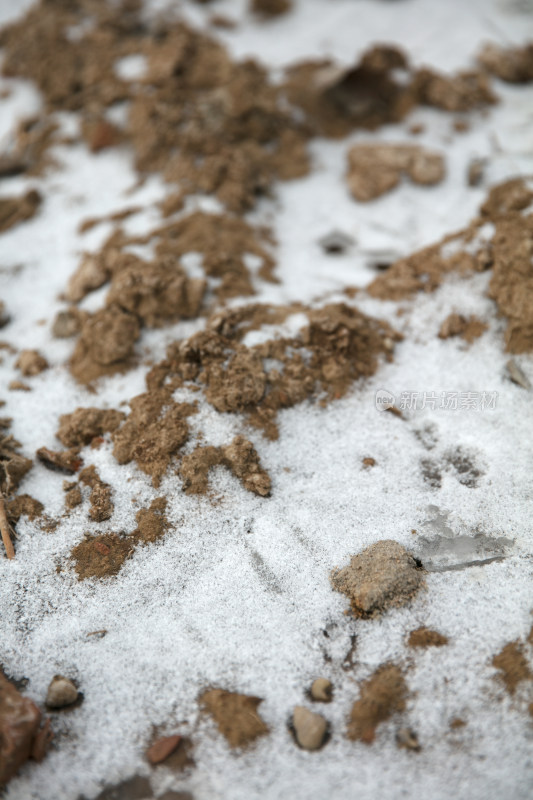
[{"x1": 46, "y1": 676, "x2": 79, "y2": 709}]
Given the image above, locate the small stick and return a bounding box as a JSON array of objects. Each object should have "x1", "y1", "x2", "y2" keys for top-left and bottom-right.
[{"x1": 0, "y1": 492, "x2": 15, "y2": 559}]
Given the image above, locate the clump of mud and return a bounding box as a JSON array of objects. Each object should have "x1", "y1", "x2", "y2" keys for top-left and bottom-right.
[
  {"x1": 347, "y1": 143, "x2": 445, "y2": 202},
  {"x1": 492, "y1": 641, "x2": 532, "y2": 695},
  {"x1": 368, "y1": 177, "x2": 533, "y2": 353},
  {"x1": 347, "y1": 664, "x2": 408, "y2": 743},
  {"x1": 71, "y1": 532, "x2": 134, "y2": 580},
  {"x1": 407, "y1": 628, "x2": 448, "y2": 648},
  {"x1": 200, "y1": 689, "x2": 269, "y2": 748},
  {"x1": 70, "y1": 497, "x2": 169, "y2": 579},
  {"x1": 180, "y1": 436, "x2": 271, "y2": 497},
  {"x1": 251, "y1": 0, "x2": 291, "y2": 16},
  {"x1": 438, "y1": 314, "x2": 487, "y2": 344},
  {"x1": 78, "y1": 465, "x2": 113, "y2": 522},
  {"x1": 478, "y1": 42, "x2": 533, "y2": 84},
  {"x1": 284, "y1": 44, "x2": 496, "y2": 139},
  {"x1": 0, "y1": 671, "x2": 52, "y2": 784},
  {"x1": 331, "y1": 540, "x2": 424, "y2": 617},
  {"x1": 111, "y1": 390, "x2": 196, "y2": 486},
  {"x1": 57, "y1": 407, "x2": 125, "y2": 448},
  {"x1": 0, "y1": 423, "x2": 32, "y2": 496},
  {"x1": 0, "y1": 190, "x2": 41, "y2": 234},
  {"x1": 69, "y1": 306, "x2": 140, "y2": 384}
]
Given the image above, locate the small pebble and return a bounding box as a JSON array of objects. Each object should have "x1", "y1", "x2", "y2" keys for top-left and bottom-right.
[
  {"x1": 310, "y1": 677, "x2": 333, "y2": 702},
  {"x1": 146, "y1": 734, "x2": 182, "y2": 765},
  {"x1": 292, "y1": 706, "x2": 328, "y2": 750},
  {"x1": 506, "y1": 358, "x2": 531, "y2": 390},
  {"x1": 396, "y1": 727, "x2": 421, "y2": 751},
  {"x1": 46, "y1": 675, "x2": 79, "y2": 709}
]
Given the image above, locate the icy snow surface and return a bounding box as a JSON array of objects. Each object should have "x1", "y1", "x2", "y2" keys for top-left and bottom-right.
[{"x1": 0, "y1": 1, "x2": 532, "y2": 799}]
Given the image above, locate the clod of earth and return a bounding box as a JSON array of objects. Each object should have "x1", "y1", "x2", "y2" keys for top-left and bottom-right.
[
  {"x1": 56, "y1": 407, "x2": 125, "y2": 448},
  {"x1": 69, "y1": 306, "x2": 140, "y2": 384},
  {"x1": 0, "y1": 189, "x2": 42, "y2": 234},
  {"x1": 347, "y1": 143, "x2": 445, "y2": 202},
  {"x1": 407, "y1": 628, "x2": 448, "y2": 648},
  {"x1": 79, "y1": 465, "x2": 113, "y2": 522},
  {"x1": 478, "y1": 42, "x2": 533, "y2": 84},
  {"x1": 200, "y1": 689, "x2": 269, "y2": 749},
  {"x1": 15, "y1": 349, "x2": 48, "y2": 377},
  {"x1": 438, "y1": 314, "x2": 487, "y2": 344},
  {"x1": 292, "y1": 706, "x2": 328, "y2": 750},
  {"x1": 368, "y1": 178, "x2": 533, "y2": 353},
  {"x1": 70, "y1": 498, "x2": 169, "y2": 579},
  {"x1": 251, "y1": 0, "x2": 292, "y2": 16},
  {"x1": 179, "y1": 436, "x2": 271, "y2": 497},
  {"x1": 331, "y1": 540, "x2": 425, "y2": 617},
  {"x1": 36, "y1": 447, "x2": 82, "y2": 475},
  {"x1": 0, "y1": 671, "x2": 51, "y2": 784},
  {"x1": 347, "y1": 664, "x2": 408, "y2": 743},
  {"x1": 0, "y1": 424, "x2": 32, "y2": 497},
  {"x1": 492, "y1": 641, "x2": 532, "y2": 695}
]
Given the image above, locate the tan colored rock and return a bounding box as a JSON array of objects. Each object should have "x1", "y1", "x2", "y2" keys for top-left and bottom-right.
[
  {"x1": 292, "y1": 706, "x2": 328, "y2": 750},
  {"x1": 331, "y1": 540, "x2": 424, "y2": 617},
  {"x1": 45, "y1": 676, "x2": 78, "y2": 709},
  {"x1": 15, "y1": 349, "x2": 48, "y2": 377},
  {"x1": 310, "y1": 678, "x2": 333, "y2": 703},
  {"x1": 347, "y1": 143, "x2": 445, "y2": 202}
]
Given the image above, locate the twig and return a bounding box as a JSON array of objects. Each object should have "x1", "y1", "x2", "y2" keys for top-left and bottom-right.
[{"x1": 0, "y1": 491, "x2": 15, "y2": 559}]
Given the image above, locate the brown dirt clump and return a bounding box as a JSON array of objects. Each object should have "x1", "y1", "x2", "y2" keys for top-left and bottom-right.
[
  {"x1": 132, "y1": 497, "x2": 168, "y2": 545},
  {"x1": 105, "y1": 256, "x2": 206, "y2": 327},
  {"x1": 36, "y1": 447, "x2": 82, "y2": 475},
  {"x1": 78, "y1": 465, "x2": 113, "y2": 522},
  {"x1": 6, "y1": 494, "x2": 43, "y2": 524},
  {"x1": 284, "y1": 45, "x2": 415, "y2": 138},
  {"x1": 347, "y1": 143, "x2": 445, "y2": 202},
  {"x1": 251, "y1": 0, "x2": 291, "y2": 16},
  {"x1": 179, "y1": 436, "x2": 271, "y2": 497},
  {"x1": 57, "y1": 407, "x2": 125, "y2": 449},
  {"x1": 63, "y1": 483, "x2": 82, "y2": 512},
  {"x1": 331, "y1": 540, "x2": 424, "y2": 618},
  {"x1": 492, "y1": 641, "x2": 532, "y2": 695},
  {"x1": 200, "y1": 689, "x2": 269, "y2": 749},
  {"x1": 71, "y1": 532, "x2": 134, "y2": 580},
  {"x1": 0, "y1": 116, "x2": 59, "y2": 178},
  {"x1": 152, "y1": 302, "x2": 398, "y2": 441},
  {"x1": 368, "y1": 177, "x2": 533, "y2": 343},
  {"x1": 407, "y1": 627, "x2": 448, "y2": 648},
  {"x1": 438, "y1": 313, "x2": 487, "y2": 344},
  {"x1": 284, "y1": 45, "x2": 496, "y2": 140},
  {"x1": 112, "y1": 390, "x2": 196, "y2": 487},
  {"x1": 67, "y1": 212, "x2": 274, "y2": 309},
  {"x1": 0, "y1": 428, "x2": 32, "y2": 496},
  {"x1": 51, "y1": 309, "x2": 84, "y2": 339},
  {"x1": 487, "y1": 210, "x2": 533, "y2": 353},
  {"x1": 347, "y1": 664, "x2": 408, "y2": 744},
  {"x1": 0, "y1": 190, "x2": 42, "y2": 234},
  {"x1": 0, "y1": 671, "x2": 51, "y2": 785},
  {"x1": 70, "y1": 498, "x2": 169, "y2": 579},
  {"x1": 412, "y1": 67, "x2": 496, "y2": 111},
  {"x1": 15, "y1": 349, "x2": 48, "y2": 377},
  {"x1": 69, "y1": 306, "x2": 140, "y2": 384},
  {"x1": 478, "y1": 42, "x2": 533, "y2": 84}
]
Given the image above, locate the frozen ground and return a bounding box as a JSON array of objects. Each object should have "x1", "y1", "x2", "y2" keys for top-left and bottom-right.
[{"x1": 0, "y1": 1, "x2": 532, "y2": 799}]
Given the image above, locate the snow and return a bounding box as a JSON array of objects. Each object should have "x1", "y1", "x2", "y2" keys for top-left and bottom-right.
[{"x1": 1, "y1": 1, "x2": 532, "y2": 799}]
